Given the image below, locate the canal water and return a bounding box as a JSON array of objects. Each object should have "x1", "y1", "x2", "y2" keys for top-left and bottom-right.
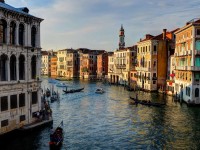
[{"x1": 1, "y1": 79, "x2": 200, "y2": 150}]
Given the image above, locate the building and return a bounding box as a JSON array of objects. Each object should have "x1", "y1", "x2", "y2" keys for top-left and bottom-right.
[
  {"x1": 79, "y1": 49, "x2": 105, "y2": 79},
  {"x1": 129, "y1": 45, "x2": 137, "y2": 90},
  {"x1": 97, "y1": 52, "x2": 113, "y2": 79},
  {"x1": 50, "y1": 52, "x2": 57, "y2": 78},
  {"x1": 57, "y1": 49, "x2": 78, "y2": 78},
  {"x1": 136, "y1": 29, "x2": 177, "y2": 92},
  {"x1": 108, "y1": 47, "x2": 136, "y2": 86},
  {"x1": 0, "y1": 1, "x2": 43, "y2": 135},
  {"x1": 65, "y1": 49, "x2": 79, "y2": 78},
  {"x1": 174, "y1": 18, "x2": 200, "y2": 104},
  {"x1": 41, "y1": 51, "x2": 49, "y2": 75}
]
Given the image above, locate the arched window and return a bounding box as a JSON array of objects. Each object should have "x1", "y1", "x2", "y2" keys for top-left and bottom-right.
[
  {"x1": 195, "y1": 88, "x2": 199, "y2": 97},
  {"x1": 19, "y1": 55, "x2": 25, "y2": 80},
  {"x1": 10, "y1": 55, "x2": 16, "y2": 80},
  {"x1": 0, "y1": 54, "x2": 8, "y2": 81},
  {"x1": 31, "y1": 55, "x2": 36, "y2": 79},
  {"x1": 31, "y1": 26, "x2": 36, "y2": 47},
  {"x1": 10, "y1": 21, "x2": 16, "y2": 45},
  {"x1": 0, "y1": 19, "x2": 7, "y2": 44},
  {"x1": 19, "y1": 23, "x2": 24, "y2": 46}
]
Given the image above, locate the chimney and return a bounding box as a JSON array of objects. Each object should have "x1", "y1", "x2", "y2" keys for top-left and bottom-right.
[
  {"x1": 145, "y1": 34, "x2": 152, "y2": 39},
  {"x1": 163, "y1": 29, "x2": 167, "y2": 40},
  {"x1": 0, "y1": 0, "x2": 5, "y2": 3}
]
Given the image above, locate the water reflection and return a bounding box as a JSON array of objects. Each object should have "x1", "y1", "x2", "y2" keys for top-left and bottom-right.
[{"x1": 0, "y1": 79, "x2": 200, "y2": 149}]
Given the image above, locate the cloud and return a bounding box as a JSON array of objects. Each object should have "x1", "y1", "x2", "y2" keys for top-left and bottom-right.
[{"x1": 6, "y1": 0, "x2": 200, "y2": 51}]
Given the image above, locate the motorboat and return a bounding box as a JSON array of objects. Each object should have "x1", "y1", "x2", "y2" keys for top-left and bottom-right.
[
  {"x1": 95, "y1": 88, "x2": 105, "y2": 94},
  {"x1": 56, "y1": 83, "x2": 67, "y2": 87}
]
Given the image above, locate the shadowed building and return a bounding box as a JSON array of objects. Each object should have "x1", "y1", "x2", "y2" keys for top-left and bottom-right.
[{"x1": 0, "y1": 1, "x2": 43, "y2": 134}]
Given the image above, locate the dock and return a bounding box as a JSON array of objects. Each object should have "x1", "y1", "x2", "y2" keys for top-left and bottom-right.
[{"x1": 19, "y1": 118, "x2": 53, "y2": 131}]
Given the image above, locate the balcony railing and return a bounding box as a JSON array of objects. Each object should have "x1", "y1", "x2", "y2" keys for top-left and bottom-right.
[
  {"x1": 115, "y1": 64, "x2": 126, "y2": 69},
  {"x1": 175, "y1": 66, "x2": 200, "y2": 71},
  {"x1": 174, "y1": 50, "x2": 192, "y2": 56},
  {"x1": 135, "y1": 67, "x2": 151, "y2": 72}
]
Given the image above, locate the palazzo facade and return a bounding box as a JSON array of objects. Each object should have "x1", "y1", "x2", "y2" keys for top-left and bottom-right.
[{"x1": 0, "y1": 1, "x2": 43, "y2": 134}]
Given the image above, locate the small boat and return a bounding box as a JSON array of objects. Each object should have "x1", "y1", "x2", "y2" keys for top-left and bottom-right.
[
  {"x1": 49, "y1": 121, "x2": 64, "y2": 149},
  {"x1": 95, "y1": 88, "x2": 105, "y2": 94},
  {"x1": 130, "y1": 96, "x2": 165, "y2": 107},
  {"x1": 63, "y1": 88, "x2": 84, "y2": 94},
  {"x1": 50, "y1": 91, "x2": 60, "y2": 103},
  {"x1": 56, "y1": 83, "x2": 67, "y2": 87},
  {"x1": 46, "y1": 88, "x2": 51, "y2": 97}
]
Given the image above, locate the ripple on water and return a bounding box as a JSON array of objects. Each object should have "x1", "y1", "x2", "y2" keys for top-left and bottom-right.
[{"x1": 1, "y1": 79, "x2": 200, "y2": 149}]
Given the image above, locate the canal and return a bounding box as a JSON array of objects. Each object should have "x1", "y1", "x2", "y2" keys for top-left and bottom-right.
[{"x1": 1, "y1": 79, "x2": 200, "y2": 149}]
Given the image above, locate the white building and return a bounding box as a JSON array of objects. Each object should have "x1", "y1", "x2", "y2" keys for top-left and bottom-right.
[
  {"x1": 41, "y1": 51, "x2": 49, "y2": 75},
  {"x1": 0, "y1": 1, "x2": 43, "y2": 135},
  {"x1": 174, "y1": 19, "x2": 200, "y2": 104}
]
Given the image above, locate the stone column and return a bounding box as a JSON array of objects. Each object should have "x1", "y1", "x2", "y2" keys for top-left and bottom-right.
[
  {"x1": 6, "y1": 24, "x2": 10, "y2": 44},
  {"x1": 24, "y1": 61, "x2": 27, "y2": 81},
  {"x1": 15, "y1": 23, "x2": 19, "y2": 45},
  {"x1": 16, "y1": 58, "x2": 19, "y2": 81},
  {"x1": 36, "y1": 25, "x2": 41, "y2": 48},
  {"x1": 24, "y1": 24, "x2": 31, "y2": 47},
  {"x1": 7, "y1": 59, "x2": 10, "y2": 81}
]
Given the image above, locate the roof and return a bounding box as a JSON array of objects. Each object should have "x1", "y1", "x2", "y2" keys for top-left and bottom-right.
[{"x1": 0, "y1": 2, "x2": 43, "y2": 21}]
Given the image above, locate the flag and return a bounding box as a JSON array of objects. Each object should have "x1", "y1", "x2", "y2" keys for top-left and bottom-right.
[{"x1": 60, "y1": 120, "x2": 63, "y2": 127}]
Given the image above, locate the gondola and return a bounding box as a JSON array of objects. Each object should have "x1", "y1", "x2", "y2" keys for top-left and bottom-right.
[
  {"x1": 130, "y1": 96, "x2": 165, "y2": 107},
  {"x1": 49, "y1": 121, "x2": 64, "y2": 150},
  {"x1": 63, "y1": 88, "x2": 84, "y2": 94},
  {"x1": 46, "y1": 88, "x2": 51, "y2": 97}
]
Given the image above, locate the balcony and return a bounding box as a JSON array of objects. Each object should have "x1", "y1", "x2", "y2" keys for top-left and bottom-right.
[
  {"x1": 175, "y1": 66, "x2": 200, "y2": 71},
  {"x1": 187, "y1": 66, "x2": 200, "y2": 71},
  {"x1": 174, "y1": 66, "x2": 185, "y2": 70},
  {"x1": 135, "y1": 67, "x2": 151, "y2": 72},
  {"x1": 115, "y1": 64, "x2": 126, "y2": 69}
]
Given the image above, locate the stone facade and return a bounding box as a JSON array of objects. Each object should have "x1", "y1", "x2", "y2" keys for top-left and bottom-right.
[{"x1": 0, "y1": 1, "x2": 43, "y2": 135}]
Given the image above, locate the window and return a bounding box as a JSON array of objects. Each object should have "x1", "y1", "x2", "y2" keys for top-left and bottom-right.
[
  {"x1": 197, "y1": 29, "x2": 200, "y2": 36},
  {"x1": 1, "y1": 119, "x2": 8, "y2": 127},
  {"x1": 20, "y1": 115, "x2": 26, "y2": 122},
  {"x1": 195, "y1": 57, "x2": 200, "y2": 67},
  {"x1": 195, "y1": 40, "x2": 200, "y2": 51},
  {"x1": 32, "y1": 92, "x2": 38, "y2": 104},
  {"x1": 195, "y1": 88, "x2": 199, "y2": 97},
  {"x1": 31, "y1": 56, "x2": 37, "y2": 79},
  {"x1": 19, "y1": 24, "x2": 24, "y2": 46},
  {"x1": 10, "y1": 21, "x2": 16, "y2": 45},
  {"x1": 1, "y1": 96, "x2": 8, "y2": 111},
  {"x1": 186, "y1": 87, "x2": 191, "y2": 96},
  {"x1": 10, "y1": 55, "x2": 17, "y2": 80},
  {"x1": 19, "y1": 55, "x2": 25, "y2": 80},
  {"x1": 0, "y1": 54, "x2": 8, "y2": 81},
  {"x1": 153, "y1": 45, "x2": 157, "y2": 52},
  {"x1": 31, "y1": 26, "x2": 36, "y2": 47},
  {"x1": 10, "y1": 95, "x2": 17, "y2": 109},
  {"x1": 19, "y1": 93, "x2": 25, "y2": 107},
  {"x1": 0, "y1": 19, "x2": 7, "y2": 43}
]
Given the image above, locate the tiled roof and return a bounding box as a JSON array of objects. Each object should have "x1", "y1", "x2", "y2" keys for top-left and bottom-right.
[{"x1": 0, "y1": 2, "x2": 43, "y2": 20}]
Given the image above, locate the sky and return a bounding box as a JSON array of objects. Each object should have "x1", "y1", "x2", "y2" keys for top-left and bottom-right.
[{"x1": 6, "y1": 0, "x2": 200, "y2": 51}]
